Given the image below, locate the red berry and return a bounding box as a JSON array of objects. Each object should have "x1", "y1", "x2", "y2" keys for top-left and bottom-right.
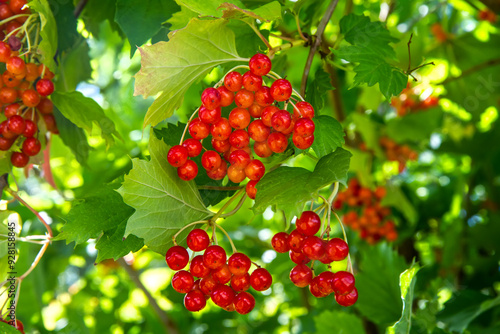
[
  {"x1": 244, "y1": 159, "x2": 265, "y2": 181},
  {"x1": 302, "y1": 236, "x2": 325, "y2": 260},
  {"x1": 250, "y1": 268, "x2": 272, "y2": 291},
  {"x1": 228, "y1": 107, "x2": 251, "y2": 129},
  {"x1": 254, "y1": 86, "x2": 274, "y2": 106},
  {"x1": 317, "y1": 271, "x2": 335, "y2": 296},
  {"x1": 6, "y1": 56, "x2": 26, "y2": 75},
  {"x1": 37, "y1": 98, "x2": 53, "y2": 114},
  {"x1": 267, "y1": 132, "x2": 288, "y2": 153},
  {"x1": 7, "y1": 115, "x2": 25, "y2": 135},
  {"x1": 35, "y1": 79, "x2": 54, "y2": 96},
  {"x1": 206, "y1": 159, "x2": 228, "y2": 180},
  {"x1": 292, "y1": 133, "x2": 314, "y2": 150},
  {"x1": 10, "y1": 151, "x2": 29, "y2": 167},
  {"x1": 270, "y1": 79, "x2": 292, "y2": 101},
  {"x1": 165, "y1": 245, "x2": 189, "y2": 270},
  {"x1": 228, "y1": 149, "x2": 251, "y2": 169},
  {"x1": 248, "y1": 103, "x2": 263, "y2": 118},
  {"x1": 245, "y1": 180, "x2": 258, "y2": 199},
  {"x1": 167, "y1": 145, "x2": 189, "y2": 167},
  {"x1": 198, "y1": 106, "x2": 221, "y2": 125},
  {"x1": 227, "y1": 165, "x2": 246, "y2": 183},
  {"x1": 309, "y1": 276, "x2": 329, "y2": 298},
  {"x1": 249, "y1": 53, "x2": 272, "y2": 76},
  {"x1": 288, "y1": 229, "x2": 306, "y2": 253},
  {"x1": 187, "y1": 229, "x2": 210, "y2": 252},
  {"x1": 253, "y1": 141, "x2": 273, "y2": 158},
  {"x1": 184, "y1": 289, "x2": 207, "y2": 312},
  {"x1": 0, "y1": 41, "x2": 11, "y2": 62},
  {"x1": 271, "y1": 110, "x2": 292, "y2": 133},
  {"x1": 336, "y1": 287, "x2": 358, "y2": 306},
  {"x1": 211, "y1": 138, "x2": 230, "y2": 153},
  {"x1": 210, "y1": 117, "x2": 232, "y2": 140},
  {"x1": 332, "y1": 271, "x2": 355, "y2": 295},
  {"x1": 203, "y1": 245, "x2": 227, "y2": 269},
  {"x1": 325, "y1": 238, "x2": 349, "y2": 261},
  {"x1": 211, "y1": 284, "x2": 236, "y2": 307},
  {"x1": 189, "y1": 255, "x2": 211, "y2": 278},
  {"x1": 242, "y1": 71, "x2": 263, "y2": 92},
  {"x1": 294, "y1": 118, "x2": 315, "y2": 137},
  {"x1": 296, "y1": 211, "x2": 321, "y2": 236},
  {"x1": 200, "y1": 275, "x2": 217, "y2": 295},
  {"x1": 271, "y1": 232, "x2": 289, "y2": 253},
  {"x1": 261, "y1": 105, "x2": 279, "y2": 127},
  {"x1": 201, "y1": 150, "x2": 222, "y2": 171},
  {"x1": 248, "y1": 120, "x2": 271, "y2": 142},
  {"x1": 182, "y1": 138, "x2": 202, "y2": 157},
  {"x1": 289, "y1": 250, "x2": 310, "y2": 265},
  {"x1": 217, "y1": 86, "x2": 234, "y2": 107},
  {"x1": 0, "y1": 136, "x2": 14, "y2": 151},
  {"x1": 201, "y1": 87, "x2": 221, "y2": 110},
  {"x1": 229, "y1": 129, "x2": 250, "y2": 149},
  {"x1": 0, "y1": 87, "x2": 18, "y2": 104},
  {"x1": 224, "y1": 71, "x2": 243, "y2": 92},
  {"x1": 212, "y1": 264, "x2": 233, "y2": 284},
  {"x1": 294, "y1": 101, "x2": 315, "y2": 118},
  {"x1": 228, "y1": 252, "x2": 252, "y2": 275},
  {"x1": 4, "y1": 103, "x2": 20, "y2": 118},
  {"x1": 231, "y1": 273, "x2": 251, "y2": 292},
  {"x1": 172, "y1": 270, "x2": 195, "y2": 293},
  {"x1": 289, "y1": 264, "x2": 313, "y2": 288},
  {"x1": 188, "y1": 118, "x2": 210, "y2": 140},
  {"x1": 23, "y1": 119, "x2": 37, "y2": 137},
  {"x1": 234, "y1": 89, "x2": 254, "y2": 108},
  {"x1": 21, "y1": 89, "x2": 41, "y2": 108},
  {"x1": 177, "y1": 160, "x2": 198, "y2": 181},
  {"x1": 21, "y1": 137, "x2": 41, "y2": 156},
  {"x1": 234, "y1": 291, "x2": 256, "y2": 314}
]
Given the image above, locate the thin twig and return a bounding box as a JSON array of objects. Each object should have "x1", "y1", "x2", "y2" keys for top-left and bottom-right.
[
  {"x1": 73, "y1": 0, "x2": 89, "y2": 18},
  {"x1": 406, "y1": 33, "x2": 413, "y2": 74},
  {"x1": 295, "y1": 15, "x2": 309, "y2": 42},
  {"x1": 300, "y1": 0, "x2": 340, "y2": 96}
]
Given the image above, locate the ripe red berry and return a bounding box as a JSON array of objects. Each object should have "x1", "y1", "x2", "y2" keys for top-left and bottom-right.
[
  {"x1": 234, "y1": 291, "x2": 256, "y2": 314},
  {"x1": 271, "y1": 110, "x2": 292, "y2": 133},
  {"x1": 227, "y1": 165, "x2": 246, "y2": 183},
  {"x1": 6, "y1": 56, "x2": 26, "y2": 75},
  {"x1": 254, "y1": 86, "x2": 274, "y2": 106},
  {"x1": 198, "y1": 106, "x2": 221, "y2": 125},
  {"x1": 184, "y1": 289, "x2": 207, "y2": 312},
  {"x1": 270, "y1": 79, "x2": 292, "y2": 101},
  {"x1": 267, "y1": 132, "x2": 288, "y2": 153},
  {"x1": 309, "y1": 276, "x2": 329, "y2": 298},
  {"x1": 289, "y1": 264, "x2": 313, "y2": 288},
  {"x1": 210, "y1": 117, "x2": 232, "y2": 140},
  {"x1": 206, "y1": 159, "x2": 228, "y2": 180},
  {"x1": 188, "y1": 118, "x2": 210, "y2": 140},
  {"x1": 0, "y1": 136, "x2": 14, "y2": 151},
  {"x1": 296, "y1": 211, "x2": 321, "y2": 236},
  {"x1": 229, "y1": 129, "x2": 250, "y2": 149},
  {"x1": 201, "y1": 150, "x2": 222, "y2": 171},
  {"x1": 294, "y1": 118, "x2": 315, "y2": 137},
  {"x1": 182, "y1": 138, "x2": 202, "y2": 157},
  {"x1": 335, "y1": 287, "x2": 358, "y2": 307},
  {"x1": 189, "y1": 255, "x2": 211, "y2": 278},
  {"x1": 231, "y1": 273, "x2": 251, "y2": 292},
  {"x1": 228, "y1": 252, "x2": 252, "y2": 276},
  {"x1": 36, "y1": 79, "x2": 54, "y2": 96},
  {"x1": 253, "y1": 141, "x2": 273, "y2": 158},
  {"x1": 288, "y1": 229, "x2": 306, "y2": 252},
  {"x1": 172, "y1": 270, "x2": 195, "y2": 293},
  {"x1": 271, "y1": 232, "x2": 289, "y2": 253},
  {"x1": 250, "y1": 268, "x2": 272, "y2": 291},
  {"x1": 242, "y1": 71, "x2": 263, "y2": 92},
  {"x1": 212, "y1": 264, "x2": 233, "y2": 284},
  {"x1": 200, "y1": 275, "x2": 217, "y2": 295},
  {"x1": 0, "y1": 41, "x2": 11, "y2": 62},
  {"x1": 249, "y1": 53, "x2": 272, "y2": 76},
  {"x1": 211, "y1": 284, "x2": 236, "y2": 307},
  {"x1": 228, "y1": 107, "x2": 251, "y2": 129},
  {"x1": 23, "y1": 119, "x2": 37, "y2": 137},
  {"x1": 228, "y1": 149, "x2": 251, "y2": 169},
  {"x1": 0, "y1": 87, "x2": 18, "y2": 104},
  {"x1": 248, "y1": 103, "x2": 263, "y2": 118},
  {"x1": 21, "y1": 89, "x2": 41, "y2": 108},
  {"x1": 211, "y1": 138, "x2": 230, "y2": 153},
  {"x1": 224, "y1": 71, "x2": 243, "y2": 92},
  {"x1": 294, "y1": 101, "x2": 315, "y2": 118},
  {"x1": 244, "y1": 159, "x2": 265, "y2": 181},
  {"x1": 37, "y1": 98, "x2": 53, "y2": 114},
  {"x1": 332, "y1": 271, "x2": 355, "y2": 295},
  {"x1": 325, "y1": 238, "x2": 349, "y2": 261},
  {"x1": 201, "y1": 87, "x2": 221, "y2": 110},
  {"x1": 302, "y1": 236, "x2": 325, "y2": 260},
  {"x1": 245, "y1": 180, "x2": 258, "y2": 199},
  {"x1": 317, "y1": 271, "x2": 335, "y2": 296},
  {"x1": 7, "y1": 115, "x2": 26, "y2": 135},
  {"x1": 4, "y1": 103, "x2": 19, "y2": 118},
  {"x1": 187, "y1": 229, "x2": 210, "y2": 252},
  {"x1": 234, "y1": 89, "x2": 254, "y2": 108},
  {"x1": 21, "y1": 137, "x2": 41, "y2": 156},
  {"x1": 261, "y1": 105, "x2": 279, "y2": 127},
  {"x1": 292, "y1": 133, "x2": 314, "y2": 150},
  {"x1": 165, "y1": 245, "x2": 189, "y2": 270},
  {"x1": 289, "y1": 250, "x2": 310, "y2": 265},
  {"x1": 248, "y1": 120, "x2": 270, "y2": 142},
  {"x1": 167, "y1": 145, "x2": 189, "y2": 167},
  {"x1": 10, "y1": 151, "x2": 29, "y2": 167},
  {"x1": 177, "y1": 160, "x2": 198, "y2": 181},
  {"x1": 217, "y1": 86, "x2": 234, "y2": 107},
  {"x1": 203, "y1": 245, "x2": 227, "y2": 269}
]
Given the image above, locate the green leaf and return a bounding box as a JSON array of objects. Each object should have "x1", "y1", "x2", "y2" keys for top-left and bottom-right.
[
  {"x1": 351, "y1": 113, "x2": 384, "y2": 157},
  {"x1": 314, "y1": 311, "x2": 365, "y2": 334},
  {"x1": 51, "y1": 91, "x2": 121, "y2": 146},
  {"x1": 53, "y1": 108, "x2": 90, "y2": 166},
  {"x1": 0, "y1": 322, "x2": 23, "y2": 334},
  {"x1": 311, "y1": 115, "x2": 344, "y2": 158},
  {"x1": 95, "y1": 220, "x2": 144, "y2": 263},
  {"x1": 381, "y1": 184, "x2": 418, "y2": 224},
  {"x1": 253, "y1": 147, "x2": 351, "y2": 219},
  {"x1": 134, "y1": 18, "x2": 245, "y2": 128},
  {"x1": 80, "y1": 0, "x2": 120, "y2": 38},
  {"x1": 176, "y1": 0, "x2": 245, "y2": 17},
  {"x1": 29, "y1": 0, "x2": 58, "y2": 71},
  {"x1": 355, "y1": 243, "x2": 407, "y2": 326},
  {"x1": 437, "y1": 292, "x2": 500, "y2": 333},
  {"x1": 153, "y1": 123, "x2": 185, "y2": 146},
  {"x1": 388, "y1": 262, "x2": 420, "y2": 334},
  {"x1": 117, "y1": 133, "x2": 212, "y2": 254},
  {"x1": 220, "y1": 1, "x2": 282, "y2": 22},
  {"x1": 348, "y1": 148, "x2": 374, "y2": 188},
  {"x1": 56, "y1": 40, "x2": 92, "y2": 92},
  {"x1": 54, "y1": 186, "x2": 135, "y2": 245},
  {"x1": 115, "y1": 0, "x2": 180, "y2": 55},
  {"x1": 167, "y1": 5, "x2": 198, "y2": 30},
  {"x1": 305, "y1": 66, "x2": 335, "y2": 112},
  {"x1": 386, "y1": 109, "x2": 443, "y2": 143}
]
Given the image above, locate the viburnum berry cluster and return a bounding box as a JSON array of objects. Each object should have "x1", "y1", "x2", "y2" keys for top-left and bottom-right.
[
  {"x1": 390, "y1": 83, "x2": 439, "y2": 117},
  {"x1": 167, "y1": 53, "x2": 316, "y2": 199},
  {"x1": 333, "y1": 178, "x2": 397, "y2": 244},
  {"x1": 379, "y1": 136, "x2": 418, "y2": 172},
  {"x1": 165, "y1": 227, "x2": 272, "y2": 314},
  {"x1": 271, "y1": 210, "x2": 358, "y2": 306},
  {"x1": 0, "y1": 0, "x2": 58, "y2": 168}
]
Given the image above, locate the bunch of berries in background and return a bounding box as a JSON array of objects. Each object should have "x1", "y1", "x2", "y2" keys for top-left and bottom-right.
[
  {"x1": 165, "y1": 228, "x2": 272, "y2": 314},
  {"x1": 271, "y1": 211, "x2": 358, "y2": 306},
  {"x1": 390, "y1": 83, "x2": 439, "y2": 117},
  {"x1": 379, "y1": 137, "x2": 418, "y2": 172},
  {"x1": 0, "y1": 0, "x2": 58, "y2": 168},
  {"x1": 333, "y1": 178, "x2": 397, "y2": 244},
  {"x1": 167, "y1": 53, "x2": 316, "y2": 199}
]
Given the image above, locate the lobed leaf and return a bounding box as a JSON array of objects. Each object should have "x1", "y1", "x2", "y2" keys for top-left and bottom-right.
[
  {"x1": 28, "y1": 0, "x2": 58, "y2": 71},
  {"x1": 310, "y1": 115, "x2": 344, "y2": 158}
]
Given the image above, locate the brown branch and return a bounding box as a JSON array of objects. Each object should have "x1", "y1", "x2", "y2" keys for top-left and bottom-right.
[
  {"x1": 73, "y1": 0, "x2": 89, "y2": 18},
  {"x1": 439, "y1": 57, "x2": 500, "y2": 85},
  {"x1": 118, "y1": 258, "x2": 179, "y2": 334},
  {"x1": 300, "y1": 0, "x2": 340, "y2": 96},
  {"x1": 406, "y1": 33, "x2": 413, "y2": 73}
]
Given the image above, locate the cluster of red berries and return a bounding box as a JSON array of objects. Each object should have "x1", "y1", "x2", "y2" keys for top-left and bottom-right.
[
  {"x1": 0, "y1": 0, "x2": 57, "y2": 168},
  {"x1": 165, "y1": 228, "x2": 272, "y2": 314},
  {"x1": 0, "y1": 318, "x2": 24, "y2": 333},
  {"x1": 167, "y1": 53, "x2": 316, "y2": 199},
  {"x1": 333, "y1": 178, "x2": 397, "y2": 244},
  {"x1": 379, "y1": 136, "x2": 418, "y2": 172},
  {"x1": 390, "y1": 83, "x2": 439, "y2": 117},
  {"x1": 271, "y1": 211, "x2": 358, "y2": 306},
  {"x1": 478, "y1": 8, "x2": 496, "y2": 23},
  {"x1": 0, "y1": 0, "x2": 30, "y2": 40}
]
